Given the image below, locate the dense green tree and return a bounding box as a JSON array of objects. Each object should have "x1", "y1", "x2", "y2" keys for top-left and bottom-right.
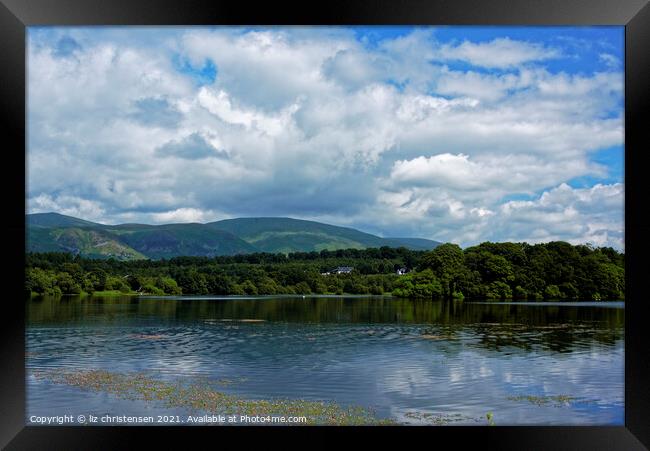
[
  {"x1": 25, "y1": 241, "x2": 624, "y2": 301},
  {"x1": 294, "y1": 281, "x2": 312, "y2": 294},
  {"x1": 105, "y1": 275, "x2": 130, "y2": 292},
  {"x1": 89, "y1": 269, "x2": 108, "y2": 291},
  {"x1": 392, "y1": 269, "x2": 443, "y2": 298},
  {"x1": 420, "y1": 244, "x2": 465, "y2": 298},
  {"x1": 240, "y1": 279, "x2": 258, "y2": 295},
  {"x1": 155, "y1": 276, "x2": 182, "y2": 295},
  {"x1": 175, "y1": 269, "x2": 209, "y2": 295},
  {"x1": 25, "y1": 267, "x2": 61, "y2": 296},
  {"x1": 56, "y1": 272, "x2": 82, "y2": 294},
  {"x1": 486, "y1": 281, "x2": 512, "y2": 300},
  {"x1": 544, "y1": 284, "x2": 562, "y2": 299}
]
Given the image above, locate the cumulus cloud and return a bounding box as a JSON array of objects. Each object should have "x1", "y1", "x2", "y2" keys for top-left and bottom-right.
[
  {"x1": 130, "y1": 97, "x2": 184, "y2": 128},
  {"x1": 439, "y1": 37, "x2": 560, "y2": 68},
  {"x1": 369, "y1": 182, "x2": 623, "y2": 249},
  {"x1": 29, "y1": 193, "x2": 106, "y2": 222},
  {"x1": 599, "y1": 53, "x2": 621, "y2": 70},
  {"x1": 155, "y1": 132, "x2": 228, "y2": 160},
  {"x1": 388, "y1": 153, "x2": 604, "y2": 196},
  {"x1": 150, "y1": 208, "x2": 221, "y2": 224},
  {"x1": 496, "y1": 183, "x2": 624, "y2": 247},
  {"x1": 26, "y1": 26, "x2": 625, "y2": 249}
]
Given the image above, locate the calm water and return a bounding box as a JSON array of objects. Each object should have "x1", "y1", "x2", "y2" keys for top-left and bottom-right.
[{"x1": 26, "y1": 295, "x2": 624, "y2": 425}]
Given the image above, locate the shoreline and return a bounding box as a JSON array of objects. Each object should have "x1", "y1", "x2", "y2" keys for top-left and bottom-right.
[{"x1": 30, "y1": 292, "x2": 625, "y2": 304}]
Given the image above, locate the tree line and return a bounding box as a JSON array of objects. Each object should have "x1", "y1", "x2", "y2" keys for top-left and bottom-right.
[{"x1": 25, "y1": 241, "x2": 624, "y2": 301}]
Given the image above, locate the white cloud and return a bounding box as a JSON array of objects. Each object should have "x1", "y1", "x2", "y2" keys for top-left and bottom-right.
[
  {"x1": 388, "y1": 153, "x2": 603, "y2": 196},
  {"x1": 370, "y1": 182, "x2": 623, "y2": 249},
  {"x1": 435, "y1": 70, "x2": 523, "y2": 101},
  {"x1": 439, "y1": 37, "x2": 560, "y2": 68},
  {"x1": 197, "y1": 87, "x2": 300, "y2": 136},
  {"x1": 396, "y1": 95, "x2": 479, "y2": 122},
  {"x1": 155, "y1": 132, "x2": 227, "y2": 160},
  {"x1": 496, "y1": 183, "x2": 624, "y2": 247},
  {"x1": 26, "y1": 27, "x2": 625, "y2": 249},
  {"x1": 599, "y1": 53, "x2": 621, "y2": 70},
  {"x1": 29, "y1": 194, "x2": 106, "y2": 222},
  {"x1": 150, "y1": 208, "x2": 220, "y2": 224}
]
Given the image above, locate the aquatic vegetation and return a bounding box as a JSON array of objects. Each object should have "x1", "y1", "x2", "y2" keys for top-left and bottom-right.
[
  {"x1": 32, "y1": 369, "x2": 394, "y2": 425},
  {"x1": 420, "y1": 334, "x2": 457, "y2": 340},
  {"x1": 204, "y1": 319, "x2": 266, "y2": 324},
  {"x1": 129, "y1": 334, "x2": 165, "y2": 340},
  {"x1": 403, "y1": 411, "x2": 479, "y2": 425},
  {"x1": 534, "y1": 324, "x2": 573, "y2": 330},
  {"x1": 506, "y1": 394, "x2": 579, "y2": 407},
  {"x1": 212, "y1": 378, "x2": 240, "y2": 386},
  {"x1": 26, "y1": 296, "x2": 623, "y2": 426}
]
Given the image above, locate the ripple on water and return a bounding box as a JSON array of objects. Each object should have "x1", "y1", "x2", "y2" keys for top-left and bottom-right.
[{"x1": 26, "y1": 297, "x2": 624, "y2": 425}]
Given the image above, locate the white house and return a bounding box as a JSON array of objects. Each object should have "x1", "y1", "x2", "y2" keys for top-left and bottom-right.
[{"x1": 332, "y1": 266, "x2": 354, "y2": 274}]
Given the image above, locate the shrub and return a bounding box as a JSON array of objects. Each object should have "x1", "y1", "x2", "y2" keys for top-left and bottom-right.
[
  {"x1": 544, "y1": 284, "x2": 561, "y2": 300},
  {"x1": 486, "y1": 281, "x2": 512, "y2": 300},
  {"x1": 56, "y1": 272, "x2": 82, "y2": 294}
]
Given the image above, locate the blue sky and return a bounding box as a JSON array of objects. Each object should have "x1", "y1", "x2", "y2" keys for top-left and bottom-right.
[{"x1": 26, "y1": 26, "x2": 624, "y2": 249}]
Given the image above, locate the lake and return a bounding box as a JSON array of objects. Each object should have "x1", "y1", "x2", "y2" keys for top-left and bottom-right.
[{"x1": 26, "y1": 295, "x2": 624, "y2": 425}]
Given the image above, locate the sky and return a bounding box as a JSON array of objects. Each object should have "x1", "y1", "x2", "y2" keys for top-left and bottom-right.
[{"x1": 26, "y1": 26, "x2": 624, "y2": 249}]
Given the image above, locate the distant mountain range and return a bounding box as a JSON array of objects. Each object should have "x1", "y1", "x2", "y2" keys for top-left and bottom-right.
[{"x1": 26, "y1": 212, "x2": 441, "y2": 260}]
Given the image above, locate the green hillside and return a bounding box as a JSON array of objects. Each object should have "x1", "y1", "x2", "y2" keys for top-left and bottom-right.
[
  {"x1": 107, "y1": 223, "x2": 258, "y2": 259},
  {"x1": 27, "y1": 212, "x2": 101, "y2": 228},
  {"x1": 25, "y1": 213, "x2": 441, "y2": 260},
  {"x1": 27, "y1": 226, "x2": 147, "y2": 260},
  {"x1": 208, "y1": 217, "x2": 387, "y2": 252},
  {"x1": 208, "y1": 217, "x2": 441, "y2": 253},
  {"x1": 382, "y1": 237, "x2": 442, "y2": 251}
]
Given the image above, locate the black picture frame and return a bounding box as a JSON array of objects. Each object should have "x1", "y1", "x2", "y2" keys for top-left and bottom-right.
[{"x1": 1, "y1": 0, "x2": 648, "y2": 449}]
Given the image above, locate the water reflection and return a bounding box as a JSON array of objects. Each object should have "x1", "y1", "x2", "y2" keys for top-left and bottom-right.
[
  {"x1": 28, "y1": 295, "x2": 624, "y2": 354},
  {"x1": 26, "y1": 295, "x2": 624, "y2": 425}
]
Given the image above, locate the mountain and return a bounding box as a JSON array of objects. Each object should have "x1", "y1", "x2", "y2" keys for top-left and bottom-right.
[
  {"x1": 26, "y1": 213, "x2": 254, "y2": 259},
  {"x1": 208, "y1": 217, "x2": 441, "y2": 254},
  {"x1": 27, "y1": 226, "x2": 148, "y2": 260},
  {"x1": 26, "y1": 213, "x2": 441, "y2": 260},
  {"x1": 27, "y1": 212, "x2": 101, "y2": 228},
  {"x1": 103, "y1": 223, "x2": 258, "y2": 259},
  {"x1": 208, "y1": 217, "x2": 386, "y2": 253},
  {"x1": 381, "y1": 237, "x2": 442, "y2": 251}
]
